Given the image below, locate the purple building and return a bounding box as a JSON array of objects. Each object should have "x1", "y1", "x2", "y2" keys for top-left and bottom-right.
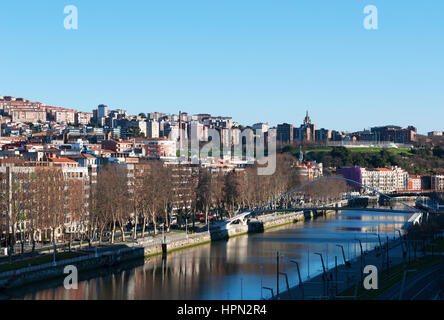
[{"x1": 340, "y1": 166, "x2": 363, "y2": 191}]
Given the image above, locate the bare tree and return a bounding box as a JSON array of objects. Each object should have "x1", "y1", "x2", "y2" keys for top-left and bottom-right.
[
  {"x1": 196, "y1": 168, "x2": 218, "y2": 227},
  {"x1": 158, "y1": 163, "x2": 174, "y2": 232},
  {"x1": 223, "y1": 170, "x2": 241, "y2": 217},
  {"x1": 33, "y1": 167, "x2": 65, "y2": 260}
]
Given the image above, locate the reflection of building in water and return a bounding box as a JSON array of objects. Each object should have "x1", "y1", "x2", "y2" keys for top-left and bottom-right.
[
  {"x1": 337, "y1": 211, "x2": 410, "y2": 233},
  {"x1": 225, "y1": 234, "x2": 249, "y2": 264}
]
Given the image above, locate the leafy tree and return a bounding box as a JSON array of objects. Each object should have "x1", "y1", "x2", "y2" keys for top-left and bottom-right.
[
  {"x1": 330, "y1": 147, "x2": 350, "y2": 160},
  {"x1": 126, "y1": 126, "x2": 144, "y2": 138},
  {"x1": 433, "y1": 146, "x2": 444, "y2": 159},
  {"x1": 351, "y1": 152, "x2": 366, "y2": 167}
]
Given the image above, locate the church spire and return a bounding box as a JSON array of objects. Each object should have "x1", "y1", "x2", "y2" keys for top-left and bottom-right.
[{"x1": 303, "y1": 110, "x2": 311, "y2": 125}]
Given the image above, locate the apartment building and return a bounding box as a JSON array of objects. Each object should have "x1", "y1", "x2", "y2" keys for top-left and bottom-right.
[
  {"x1": 75, "y1": 112, "x2": 93, "y2": 126},
  {"x1": 0, "y1": 159, "x2": 90, "y2": 242},
  {"x1": 47, "y1": 107, "x2": 76, "y2": 124},
  {"x1": 408, "y1": 175, "x2": 422, "y2": 191},
  {"x1": 341, "y1": 166, "x2": 409, "y2": 193},
  {"x1": 142, "y1": 137, "x2": 176, "y2": 159},
  {"x1": 431, "y1": 173, "x2": 444, "y2": 190},
  {"x1": 101, "y1": 139, "x2": 133, "y2": 153},
  {"x1": 277, "y1": 123, "x2": 294, "y2": 143},
  {"x1": 252, "y1": 123, "x2": 270, "y2": 133},
  {"x1": 11, "y1": 109, "x2": 47, "y2": 123},
  {"x1": 370, "y1": 125, "x2": 417, "y2": 143}
]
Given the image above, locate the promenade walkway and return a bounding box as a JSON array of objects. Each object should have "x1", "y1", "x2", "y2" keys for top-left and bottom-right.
[{"x1": 276, "y1": 237, "x2": 408, "y2": 300}]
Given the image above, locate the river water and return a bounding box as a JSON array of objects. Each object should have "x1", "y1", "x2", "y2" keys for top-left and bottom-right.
[{"x1": 14, "y1": 208, "x2": 411, "y2": 300}]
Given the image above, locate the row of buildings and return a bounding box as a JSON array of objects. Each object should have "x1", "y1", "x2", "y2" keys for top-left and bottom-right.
[
  {"x1": 1, "y1": 96, "x2": 276, "y2": 167},
  {"x1": 0, "y1": 96, "x2": 426, "y2": 150},
  {"x1": 0, "y1": 136, "x2": 322, "y2": 245},
  {"x1": 0, "y1": 95, "x2": 93, "y2": 125},
  {"x1": 275, "y1": 111, "x2": 418, "y2": 145},
  {"x1": 428, "y1": 131, "x2": 444, "y2": 137},
  {"x1": 341, "y1": 165, "x2": 444, "y2": 193}
]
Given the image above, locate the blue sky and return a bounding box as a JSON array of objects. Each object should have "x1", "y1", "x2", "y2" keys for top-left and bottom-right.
[{"x1": 0, "y1": 0, "x2": 443, "y2": 134}]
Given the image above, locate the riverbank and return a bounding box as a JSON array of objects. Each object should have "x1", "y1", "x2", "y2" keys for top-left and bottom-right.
[
  {"x1": 0, "y1": 246, "x2": 145, "y2": 290},
  {"x1": 0, "y1": 206, "x2": 341, "y2": 291}
]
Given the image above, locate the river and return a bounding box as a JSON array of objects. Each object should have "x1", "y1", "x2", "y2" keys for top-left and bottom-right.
[{"x1": 12, "y1": 208, "x2": 411, "y2": 300}]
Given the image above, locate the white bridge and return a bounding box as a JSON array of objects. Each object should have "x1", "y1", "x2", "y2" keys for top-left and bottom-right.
[
  {"x1": 215, "y1": 211, "x2": 255, "y2": 230},
  {"x1": 402, "y1": 212, "x2": 424, "y2": 230}
]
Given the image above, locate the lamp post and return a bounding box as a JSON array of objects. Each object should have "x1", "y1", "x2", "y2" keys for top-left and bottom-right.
[
  {"x1": 290, "y1": 260, "x2": 304, "y2": 300},
  {"x1": 356, "y1": 239, "x2": 364, "y2": 282},
  {"x1": 336, "y1": 244, "x2": 348, "y2": 266},
  {"x1": 396, "y1": 229, "x2": 406, "y2": 258},
  {"x1": 315, "y1": 252, "x2": 327, "y2": 296},
  {"x1": 314, "y1": 252, "x2": 326, "y2": 278}
]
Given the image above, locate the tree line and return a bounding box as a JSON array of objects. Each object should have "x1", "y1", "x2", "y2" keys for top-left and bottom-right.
[{"x1": 0, "y1": 154, "x2": 349, "y2": 258}]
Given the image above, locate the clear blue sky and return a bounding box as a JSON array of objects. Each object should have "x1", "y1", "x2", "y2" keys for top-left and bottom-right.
[{"x1": 0, "y1": 0, "x2": 443, "y2": 134}]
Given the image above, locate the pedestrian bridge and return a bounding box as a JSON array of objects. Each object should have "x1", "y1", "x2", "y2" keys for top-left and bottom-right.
[{"x1": 225, "y1": 177, "x2": 424, "y2": 230}]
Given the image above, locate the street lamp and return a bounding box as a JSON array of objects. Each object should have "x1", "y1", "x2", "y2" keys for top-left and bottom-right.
[
  {"x1": 356, "y1": 239, "x2": 365, "y2": 281},
  {"x1": 395, "y1": 229, "x2": 406, "y2": 258},
  {"x1": 314, "y1": 252, "x2": 326, "y2": 278},
  {"x1": 290, "y1": 260, "x2": 304, "y2": 300},
  {"x1": 336, "y1": 244, "x2": 350, "y2": 267},
  {"x1": 314, "y1": 252, "x2": 327, "y2": 297}
]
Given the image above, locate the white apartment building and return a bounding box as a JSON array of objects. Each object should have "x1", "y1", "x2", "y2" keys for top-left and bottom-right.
[
  {"x1": 252, "y1": 123, "x2": 270, "y2": 133},
  {"x1": 142, "y1": 138, "x2": 177, "y2": 159},
  {"x1": 190, "y1": 121, "x2": 207, "y2": 142},
  {"x1": 146, "y1": 120, "x2": 160, "y2": 138},
  {"x1": 361, "y1": 166, "x2": 408, "y2": 193},
  {"x1": 431, "y1": 173, "x2": 444, "y2": 190},
  {"x1": 408, "y1": 175, "x2": 422, "y2": 191}
]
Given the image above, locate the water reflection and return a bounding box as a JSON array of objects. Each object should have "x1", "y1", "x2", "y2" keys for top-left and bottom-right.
[{"x1": 16, "y1": 209, "x2": 411, "y2": 300}]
